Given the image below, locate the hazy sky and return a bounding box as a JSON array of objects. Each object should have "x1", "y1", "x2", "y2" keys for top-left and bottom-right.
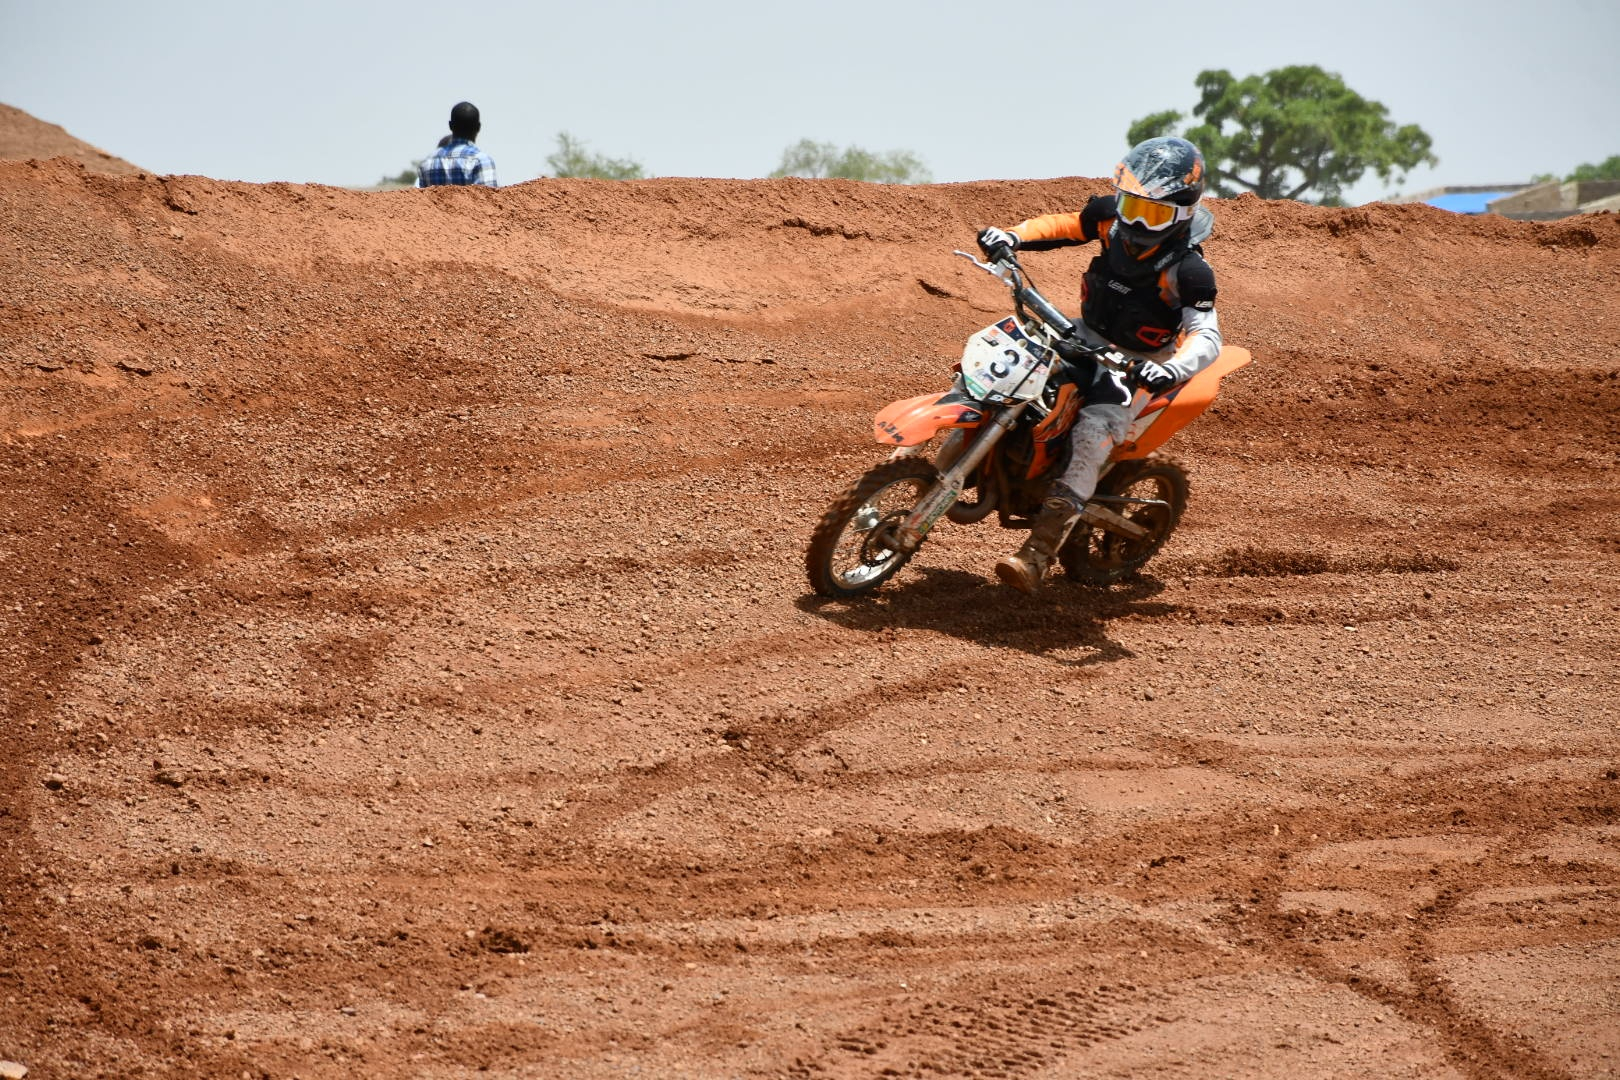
[{"x1": 3, "y1": 0, "x2": 1617, "y2": 204}]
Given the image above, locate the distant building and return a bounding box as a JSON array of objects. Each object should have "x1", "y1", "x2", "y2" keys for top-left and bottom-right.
[
  {"x1": 1389, "y1": 184, "x2": 1530, "y2": 215},
  {"x1": 1391, "y1": 180, "x2": 1620, "y2": 220},
  {"x1": 1487, "y1": 180, "x2": 1620, "y2": 221},
  {"x1": 1583, "y1": 191, "x2": 1620, "y2": 214}
]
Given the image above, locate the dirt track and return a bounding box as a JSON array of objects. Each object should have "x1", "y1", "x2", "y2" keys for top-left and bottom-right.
[{"x1": 1, "y1": 156, "x2": 1618, "y2": 1079}]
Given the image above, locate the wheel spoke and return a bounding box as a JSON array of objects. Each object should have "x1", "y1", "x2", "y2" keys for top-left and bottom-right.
[{"x1": 831, "y1": 485, "x2": 913, "y2": 586}]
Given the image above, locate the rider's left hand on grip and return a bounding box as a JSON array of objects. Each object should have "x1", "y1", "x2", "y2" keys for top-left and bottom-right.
[{"x1": 1132, "y1": 359, "x2": 1178, "y2": 393}]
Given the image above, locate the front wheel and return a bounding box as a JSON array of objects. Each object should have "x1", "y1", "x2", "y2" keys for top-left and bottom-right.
[
  {"x1": 806, "y1": 458, "x2": 940, "y2": 598},
  {"x1": 1058, "y1": 455, "x2": 1188, "y2": 585}
]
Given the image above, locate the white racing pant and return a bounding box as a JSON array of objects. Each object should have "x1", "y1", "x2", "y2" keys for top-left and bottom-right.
[
  {"x1": 1053, "y1": 371, "x2": 1148, "y2": 506},
  {"x1": 1050, "y1": 318, "x2": 1191, "y2": 507},
  {"x1": 1046, "y1": 305, "x2": 1223, "y2": 508}
]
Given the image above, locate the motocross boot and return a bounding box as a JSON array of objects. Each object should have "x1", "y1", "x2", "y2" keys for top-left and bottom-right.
[{"x1": 996, "y1": 496, "x2": 1083, "y2": 594}]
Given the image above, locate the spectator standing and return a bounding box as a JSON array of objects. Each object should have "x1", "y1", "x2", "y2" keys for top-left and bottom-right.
[{"x1": 417, "y1": 102, "x2": 497, "y2": 188}]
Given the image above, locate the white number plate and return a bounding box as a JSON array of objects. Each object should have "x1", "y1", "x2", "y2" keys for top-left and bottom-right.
[{"x1": 959, "y1": 318, "x2": 1053, "y2": 403}]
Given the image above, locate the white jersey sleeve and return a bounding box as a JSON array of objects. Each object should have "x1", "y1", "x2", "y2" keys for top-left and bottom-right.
[{"x1": 1163, "y1": 306, "x2": 1221, "y2": 383}]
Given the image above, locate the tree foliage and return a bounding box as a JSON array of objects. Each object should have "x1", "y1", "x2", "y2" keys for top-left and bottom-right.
[
  {"x1": 769, "y1": 139, "x2": 931, "y2": 184},
  {"x1": 546, "y1": 132, "x2": 645, "y2": 180},
  {"x1": 1534, "y1": 155, "x2": 1620, "y2": 184},
  {"x1": 1566, "y1": 154, "x2": 1620, "y2": 182},
  {"x1": 378, "y1": 165, "x2": 419, "y2": 189},
  {"x1": 1128, "y1": 66, "x2": 1437, "y2": 205}
]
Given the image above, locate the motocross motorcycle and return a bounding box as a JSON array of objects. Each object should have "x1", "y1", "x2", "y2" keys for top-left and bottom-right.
[{"x1": 805, "y1": 248, "x2": 1251, "y2": 599}]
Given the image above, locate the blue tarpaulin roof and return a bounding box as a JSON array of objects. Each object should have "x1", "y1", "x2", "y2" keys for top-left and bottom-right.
[{"x1": 1425, "y1": 192, "x2": 1515, "y2": 214}]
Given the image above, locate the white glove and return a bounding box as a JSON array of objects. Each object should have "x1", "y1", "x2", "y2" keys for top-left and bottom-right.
[{"x1": 976, "y1": 226, "x2": 1019, "y2": 262}]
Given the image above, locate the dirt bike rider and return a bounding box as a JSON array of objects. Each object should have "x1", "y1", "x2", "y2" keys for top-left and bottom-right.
[{"x1": 975, "y1": 136, "x2": 1221, "y2": 594}]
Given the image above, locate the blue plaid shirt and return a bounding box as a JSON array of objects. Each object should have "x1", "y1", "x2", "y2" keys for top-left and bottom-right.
[{"x1": 416, "y1": 138, "x2": 498, "y2": 188}]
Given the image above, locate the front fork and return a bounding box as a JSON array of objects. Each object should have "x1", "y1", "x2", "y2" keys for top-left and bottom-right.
[{"x1": 891, "y1": 404, "x2": 1027, "y2": 552}]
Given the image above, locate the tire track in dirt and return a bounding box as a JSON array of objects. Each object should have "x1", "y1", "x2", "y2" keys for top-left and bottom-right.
[
  {"x1": 1133, "y1": 727, "x2": 1617, "y2": 1080},
  {"x1": 545, "y1": 663, "x2": 996, "y2": 842},
  {"x1": 0, "y1": 445, "x2": 205, "y2": 1062},
  {"x1": 1235, "y1": 883, "x2": 1578, "y2": 1080},
  {"x1": 785, "y1": 982, "x2": 1177, "y2": 1079}
]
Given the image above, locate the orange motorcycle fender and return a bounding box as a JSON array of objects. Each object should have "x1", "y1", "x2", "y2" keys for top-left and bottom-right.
[
  {"x1": 873, "y1": 391, "x2": 985, "y2": 447},
  {"x1": 1116, "y1": 346, "x2": 1252, "y2": 459}
]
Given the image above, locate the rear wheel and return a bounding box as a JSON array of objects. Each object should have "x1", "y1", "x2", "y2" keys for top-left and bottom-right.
[
  {"x1": 806, "y1": 458, "x2": 940, "y2": 598},
  {"x1": 1058, "y1": 455, "x2": 1188, "y2": 585}
]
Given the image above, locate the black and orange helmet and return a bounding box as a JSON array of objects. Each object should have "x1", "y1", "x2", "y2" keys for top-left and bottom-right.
[{"x1": 1111, "y1": 137, "x2": 1206, "y2": 257}]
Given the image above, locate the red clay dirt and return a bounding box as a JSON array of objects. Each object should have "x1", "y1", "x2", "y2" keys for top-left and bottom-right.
[
  {"x1": 0, "y1": 105, "x2": 143, "y2": 177},
  {"x1": 0, "y1": 144, "x2": 1617, "y2": 1080}
]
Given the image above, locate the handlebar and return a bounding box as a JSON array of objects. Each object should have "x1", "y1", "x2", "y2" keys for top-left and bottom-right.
[{"x1": 952, "y1": 249, "x2": 1137, "y2": 377}]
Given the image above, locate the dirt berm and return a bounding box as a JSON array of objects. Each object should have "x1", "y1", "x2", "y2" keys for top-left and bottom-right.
[{"x1": 1, "y1": 158, "x2": 1617, "y2": 1079}]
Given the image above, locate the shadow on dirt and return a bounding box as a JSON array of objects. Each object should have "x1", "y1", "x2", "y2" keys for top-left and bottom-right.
[
  {"x1": 1205, "y1": 544, "x2": 1460, "y2": 578},
  {"x1": 797, "y1": 568, "x2": 1177, "y2": 668}
]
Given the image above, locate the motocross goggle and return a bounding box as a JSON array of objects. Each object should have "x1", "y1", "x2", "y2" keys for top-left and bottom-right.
[{"x1": 1116, "y1": 191, "x2": 1196, "y2": 232}]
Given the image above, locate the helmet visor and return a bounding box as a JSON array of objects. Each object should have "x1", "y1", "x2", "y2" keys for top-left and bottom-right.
[{"x1": 1116, "y1": 192, "x2": 1191, "y2": 232}]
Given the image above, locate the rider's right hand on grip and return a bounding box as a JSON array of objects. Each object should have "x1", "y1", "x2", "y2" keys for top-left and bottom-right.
[{"x1": 976, "y1": 226, "x2": 1019, "y2": 263}]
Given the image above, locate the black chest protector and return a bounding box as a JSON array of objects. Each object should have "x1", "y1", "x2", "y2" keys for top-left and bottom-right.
[
  {"x1": 1080, "y1": 230, "x2": 1192, "y2": 352},
  {"x1": 1015, "y1": 195, "x2": 1217, "y2": 354}
]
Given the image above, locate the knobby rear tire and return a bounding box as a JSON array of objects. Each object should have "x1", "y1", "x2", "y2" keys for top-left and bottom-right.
[
  {"x1": 806, "y1": 457, "x2": 941, "y2": 598},
  {"x1": 1058, "y1": 454, "x2": 1188, "y2": 585}
]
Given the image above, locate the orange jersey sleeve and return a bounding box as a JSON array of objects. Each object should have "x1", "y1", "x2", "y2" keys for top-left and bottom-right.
[{"x1": 1009, "y1": 212, "x2": 1087, "y2": 245}]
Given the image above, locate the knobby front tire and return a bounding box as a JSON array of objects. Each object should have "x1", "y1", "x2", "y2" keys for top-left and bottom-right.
[{"x1": 806, "y1": 458, "x2": 940, "y2": 598}]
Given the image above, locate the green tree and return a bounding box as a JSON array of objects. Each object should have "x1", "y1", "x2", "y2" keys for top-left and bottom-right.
[
  {"x1": 1128, "y1": 66, "x2": 1437, "y2": 206},
  {"x1": 1533, "y1": 156, "x2": 1620, "y2": 184},
  {"x1": 1567, "y1": 154, "x2": 1620, "y2": 181},
  {"x1": 378, "y1": 165, "x2": 419, "y2": 189},
  {"x1": 546, "y1": 132, "x2": 645, "y2": 180},
  {"x1": 769, "y1": 139, "x2": 931, "y2": 184}
]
